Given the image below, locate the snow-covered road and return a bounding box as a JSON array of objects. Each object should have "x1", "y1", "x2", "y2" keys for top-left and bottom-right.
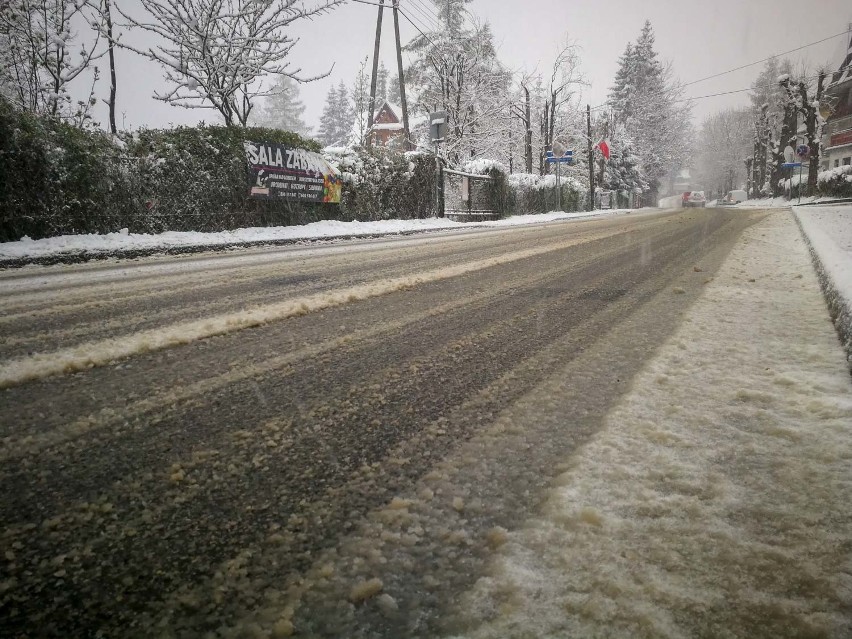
[
  {"x1": 446, "y1": 211, "x2": 852, "y2": 638},
  {"x1": 1, "y1": 208, "x2": 850, "y2": 638}
]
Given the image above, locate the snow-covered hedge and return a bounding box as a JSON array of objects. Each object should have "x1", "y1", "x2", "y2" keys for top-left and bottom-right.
[
  {"x1": 323, "y1": 147, "x2": 436, "y2": 221},
  {"x1": 125, "y1": 124, "x2": 324, "y2": 233},
  {"x1": 0, "y1": 97, "x2": 142, "y2": 242},
  {"x1": 817, "y1": 164, "x2": 852, "y2": 199},
  {"x1": 505, "y1": 172, "x2": 585, "y2": 214},
  {"x1": 0, "y1": 95, "x2": 327, "y2": 240}
]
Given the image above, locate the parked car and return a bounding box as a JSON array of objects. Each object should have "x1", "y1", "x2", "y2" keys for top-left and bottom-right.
[
  {"x1": 684, "y1": 191, "x2": 706, "y2": 208},
  {"x1": 720, "y1": 189, "x2": 747, "y2": 205}
]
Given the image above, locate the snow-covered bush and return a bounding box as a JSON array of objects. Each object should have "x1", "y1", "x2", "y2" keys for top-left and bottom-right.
[
  {"x1": 505, "y1": 172, "x2": 585, "y2": 213},
  {"x1": 323, "y1": 146, "x2": 436, "y2": 221},
  {"x1": 0, "y1": 96, "x2": 141, "y2": 241},
  {"x1": 817, "y1": 164, "x2": 852, "y2": 199},
  {"x1": 126, "y1": 124, "x2": 323, "y2": 232}
]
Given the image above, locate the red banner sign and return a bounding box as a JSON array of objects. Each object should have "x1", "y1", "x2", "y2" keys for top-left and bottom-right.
[{"x1": 829, "y1": 130, "x2": 852, "y2": 148}]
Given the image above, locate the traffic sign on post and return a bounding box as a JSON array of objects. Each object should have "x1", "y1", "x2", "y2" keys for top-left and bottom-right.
[
  {"x1": 429, "y1": 111, "x2": 447, "y2": 143},
  {"x1": 546, "y1": 149, "x2": 574, "y2": 164}
]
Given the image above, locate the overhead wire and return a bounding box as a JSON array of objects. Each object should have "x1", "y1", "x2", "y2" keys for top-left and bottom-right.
[{"x1": 589, "y1": 29, "x2": 849, "y2": 112}]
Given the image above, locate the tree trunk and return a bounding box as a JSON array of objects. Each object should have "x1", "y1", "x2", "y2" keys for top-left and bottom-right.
[
  {"x1": 103, "y1": 0, "x2": 117, "y2": 134},
  {"x1": 806, "y1": 72, "x2": 826, "y2": 196},
  {"x1": 524, "y1": 86, "x2": 532, "y2": 174}
]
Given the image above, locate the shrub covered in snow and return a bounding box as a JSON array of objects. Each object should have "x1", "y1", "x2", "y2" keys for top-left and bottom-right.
[
  {"x1": 505, "y1": 172, "x2": 585, "y2": 214},
  {"x1": 0, "y1": 96, "x2": 142, "y2": 241},
  {"x1": 126, "y1": 124, "x2": 324, "y2": 232},
  {"x1": 817, "y1": 164, "x2": 852, "y2": 199},
  {"x1": 323, "y1": 146, "x2": 436, "y2": 221}
]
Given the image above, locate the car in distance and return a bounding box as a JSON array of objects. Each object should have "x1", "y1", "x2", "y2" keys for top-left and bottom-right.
[
  {"x1": 684, "y1": 191, "x2": 706, "y2": 208},
  {"x1": 719, "y1": 189, "x2": 747, "y2": 205}
]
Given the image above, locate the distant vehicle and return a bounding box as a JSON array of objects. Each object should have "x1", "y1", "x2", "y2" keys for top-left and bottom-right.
[
  {"x1": 681, "y1": 191, "x2": 691, "y2": 206},
  {"x1": 720, "y1": 189, "x2": 747, "y2": 205},
  {"x1": 684, "y1": 191, "x2": 706, "y2": 208}
]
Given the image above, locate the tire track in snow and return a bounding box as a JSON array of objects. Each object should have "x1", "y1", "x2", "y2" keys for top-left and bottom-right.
[{"x1": 0, "y1": 230, "x2": 631, "y2": 389}]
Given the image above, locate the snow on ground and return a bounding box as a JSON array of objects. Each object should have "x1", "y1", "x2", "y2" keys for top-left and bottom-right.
[
  {"x1": 734, "y1": 195, "x2": 817, "y2": 208},
  {"x1": 0, "y1": 210, "x2": 637, "y2": 262},
  {"x1": 793, "y1": 204, "x2": 852, "y2": 361},
  {"x1": 450, "y1": 211, "x2": 852, "y2": 638},
  {"x1": 0, "y1": 232, "x2": 604, "y2": 389}
]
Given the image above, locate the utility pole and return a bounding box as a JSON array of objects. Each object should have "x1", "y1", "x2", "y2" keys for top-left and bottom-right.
[
  {"x1": 392, "y1": 0, "x2": 411, "y2": 150},
  {"x1": 587, "y1": 104, "x2": 595, "y2": 210},
  {"x1": 365, "y1": 0, "x2": 385, "y2": 149}
]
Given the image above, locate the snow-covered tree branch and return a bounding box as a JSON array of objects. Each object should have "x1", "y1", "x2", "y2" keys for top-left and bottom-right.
[
  {"x1": 112, "y1": 0, "x2": 344, "y2": 127},
  {"x1": 0, "y1": 0, "x2": 105, "y2": 123}
]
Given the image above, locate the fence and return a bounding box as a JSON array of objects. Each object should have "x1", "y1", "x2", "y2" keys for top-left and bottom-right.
[{"x1": 443, "y1": 169, "x2": 501, "y2": 220}]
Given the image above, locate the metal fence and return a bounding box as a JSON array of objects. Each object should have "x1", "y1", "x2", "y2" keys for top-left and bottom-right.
[{"x1": 442, "y1": 169, "x2": 500, "y2": 220}]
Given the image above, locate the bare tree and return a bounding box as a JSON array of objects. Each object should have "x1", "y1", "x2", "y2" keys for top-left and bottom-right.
[
  {"x1": 0, "y1": 0, "x2": 104, "y2": 122},
  {"x1": 540, "y1": 42, "x2": 585, "y2": 172},
  {"x1": 113, "y1": 0, "x2": 343, "y2": 127}
]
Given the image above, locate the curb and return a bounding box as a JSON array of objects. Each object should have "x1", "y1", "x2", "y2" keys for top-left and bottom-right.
[
  {"x1": 791, "y1": 209, "x2": 852, "y2": 371},
  {"x1": 0, "y1": 228, "x2": 453, "y2": 269}
]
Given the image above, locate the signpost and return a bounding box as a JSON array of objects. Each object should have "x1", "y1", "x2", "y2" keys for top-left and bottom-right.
[
  {"x1": 791, "y1": 145, "x2": 810, "y2": 204},
  {"x1": 546, "y1": 149, "x2": 574, "y2": 211},
  {"x1": 430, "y1": 111, "x2": 447, "y2": 216},
  {"x1": 244, "y1": 141, "x2": 340, "y2": 203}
]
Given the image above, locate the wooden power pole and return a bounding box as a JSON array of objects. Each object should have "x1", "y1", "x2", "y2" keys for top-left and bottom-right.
[
  {"x1": 587, "y1": 104, "x2": 595, "y2": 210},
  {"x1": 392, "y1": 0, "x2": 411, "y2": 150},
  {"x1": 365, "y1": 0, "x2": 385, "y2": 149}
]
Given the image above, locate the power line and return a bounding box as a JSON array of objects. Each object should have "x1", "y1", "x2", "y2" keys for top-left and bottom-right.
[
  {"x1": 406, "y1": 0, "x2": 443, "y2": 31},
  {"x1": 590, "y1": 29, "x2": 849, "y2": 112},
  {"x1": 682, "y1": 28, "x2": 851, "y2": 88},
  {"x1": 404, "y1": 2, "x2": 442, "y2": 35}
]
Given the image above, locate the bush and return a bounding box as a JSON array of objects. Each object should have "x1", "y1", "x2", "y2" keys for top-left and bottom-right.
[
  {"x1": 324, "y1": 147, "x2": 436, "y2": 221},
  {"x1": 0, "y1": 97, "x2": 140, "y2": 241},
  {"x1": 817, "y1": 165, "x2": 852, "y2": 199},
  {"x1": 127, "y1": 124, "x2": 329, "y2": 232},
  {"x1": 504, "y1": 172, "x2": 584, "y2": 214}
]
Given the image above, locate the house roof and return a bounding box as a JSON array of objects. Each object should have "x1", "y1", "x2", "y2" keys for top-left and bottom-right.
[
  {"x1": 375, "y1": 101, "x2": 402, "y2": 121},
  {"x1": 829, "y1": 27, "x2": 852, "y2": 87}
]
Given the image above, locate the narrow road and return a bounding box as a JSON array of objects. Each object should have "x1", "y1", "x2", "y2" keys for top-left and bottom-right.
[{"x1": 0, "y1": 209, "x2": 764, "y2": 638}]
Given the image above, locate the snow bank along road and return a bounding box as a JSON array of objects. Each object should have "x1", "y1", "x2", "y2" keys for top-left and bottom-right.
[{"x1": 1, "y1": 208, "x2": 849, "y2": 637}]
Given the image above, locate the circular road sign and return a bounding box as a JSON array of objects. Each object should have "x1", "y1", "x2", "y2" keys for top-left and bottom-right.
[{"x1": 796, "y1": 144, "x2": 810, "y2": 159}]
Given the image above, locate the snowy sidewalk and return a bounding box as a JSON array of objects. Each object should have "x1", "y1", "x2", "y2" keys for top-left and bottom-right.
[
  {"x1": 451, "y1": 210, "x2": 852, "y2": 638},
  {"x1": 0, "y1": 209, "x2": 637, "y2": 266},
  {"x1": 793, "y1": 204, "x2": 852, "y2": 364}
]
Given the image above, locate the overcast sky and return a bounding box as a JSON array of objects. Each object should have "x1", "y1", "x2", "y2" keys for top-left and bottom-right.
[{"x1": 99, "y1": 0, "x2": 851, "y2": 133}]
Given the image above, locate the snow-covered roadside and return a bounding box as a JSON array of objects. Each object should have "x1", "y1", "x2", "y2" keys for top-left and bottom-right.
[
  {"x1": 0, "y1": 209, "x2": 638, "y2": 264},
  {"x1": 450, "y1": 211, "x2": 852, "y2": 638},
  {"x1": 793, "y1": 205, "x2": 852, "y2": 364}
]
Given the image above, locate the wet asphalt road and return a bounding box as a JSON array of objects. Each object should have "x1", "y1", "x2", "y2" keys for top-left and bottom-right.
[{"x1": 0, "y1": 209, "x2": 765, "y2": 638}]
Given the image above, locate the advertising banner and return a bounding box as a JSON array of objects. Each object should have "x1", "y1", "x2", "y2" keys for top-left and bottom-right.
[{"x1": 244, "y1": 141, "x2": 341, "y2": 204}]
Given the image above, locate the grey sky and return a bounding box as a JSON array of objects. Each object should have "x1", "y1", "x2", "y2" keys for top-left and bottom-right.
[{"x1": 100, "y1": 0, "x2": 851, "y2": 133}]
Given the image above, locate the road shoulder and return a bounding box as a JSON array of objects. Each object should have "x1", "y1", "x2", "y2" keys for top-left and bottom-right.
[{"x1": 449, "y1": 210, "x2": 852, "y2": 638}]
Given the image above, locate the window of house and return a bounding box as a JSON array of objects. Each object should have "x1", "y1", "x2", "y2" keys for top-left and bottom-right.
[
  {"x1": 844, "y1": 157, "x2": 852, "y2": 166},
  {"x1": 836, "y1": 159, "x2": 841, "y2": 168}
]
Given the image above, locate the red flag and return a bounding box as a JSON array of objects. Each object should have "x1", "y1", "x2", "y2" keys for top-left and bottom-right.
[{"x1": 597, "y1": 140, "x2": 611, "y2": 160}]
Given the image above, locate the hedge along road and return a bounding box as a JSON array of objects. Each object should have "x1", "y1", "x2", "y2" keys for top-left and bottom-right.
[{"x1": 0, "y1": 208, "x2": 765, "y2": 638}]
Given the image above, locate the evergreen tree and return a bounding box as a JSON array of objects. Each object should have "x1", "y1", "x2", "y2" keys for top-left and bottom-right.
[
  {"x1": 603, "y1": 122, "x2": 648, "y2": 198},
  {"x1": 376, "y1": 62, "x2": 389, "y2": 104},
  {"x1": 607, "y1": 21, "x2": 692, "y2": 197},
  {"x1": 317, "y1": 81, "x2": 352, "y2": 147},
  {"x1": 351, "y1": 58, "x2": 371, "y2": 145},
  {"x1": 405, "y1": 1, "x2": 511, "y2": 161},
  {"x1": 251, "y1": 76, "x2": 310, "y2": 136},
  {"x1": 387, "y1": 72, "x2": 401, "y2": 106}
]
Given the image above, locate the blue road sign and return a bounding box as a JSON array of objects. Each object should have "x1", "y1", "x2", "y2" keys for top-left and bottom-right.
[
  {"x1": 782, "y1": 162, "x2": 803, "y2": 168},
  {"x1": 546, "y1": 149, "x2": 574, "y2": 163}
]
